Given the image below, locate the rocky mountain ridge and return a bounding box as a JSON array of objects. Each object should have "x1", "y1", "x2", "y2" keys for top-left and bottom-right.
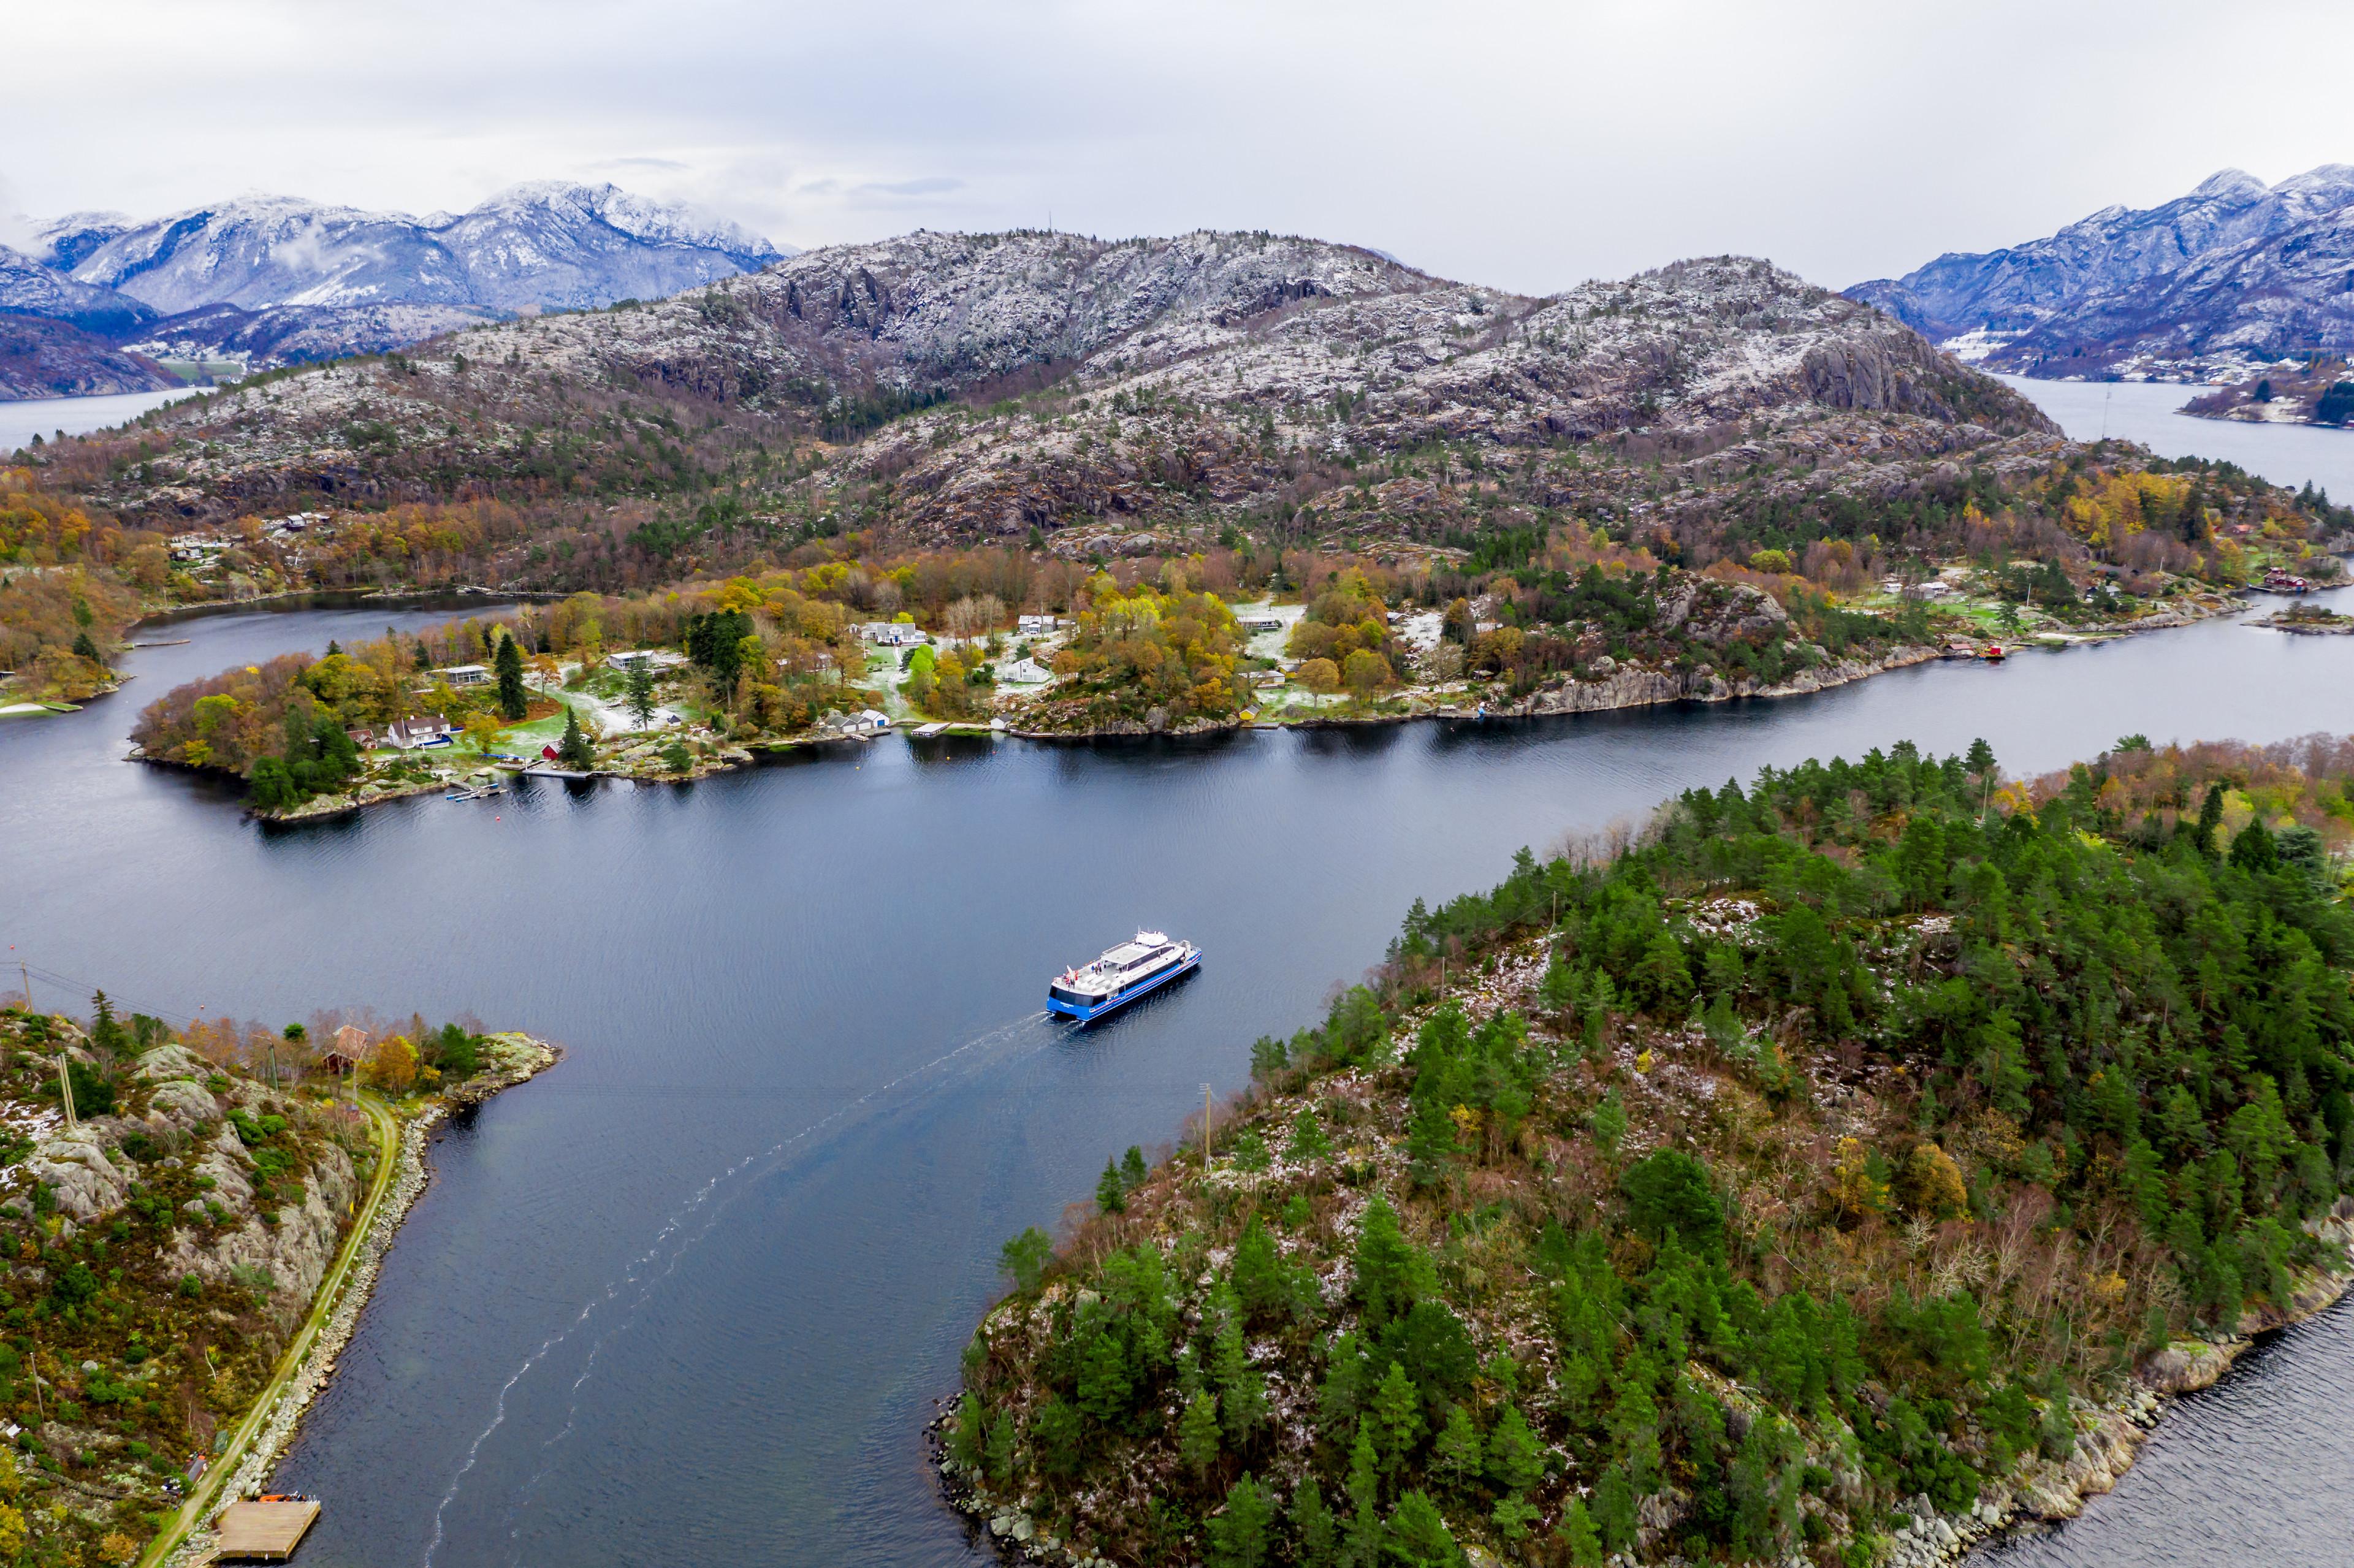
[
  {"x1": 1850, "y1": 164, "x2": 2354, "y2": 378},
  {"x1": 72, "y1": 228, "x2": 2059, "y2": 568}
]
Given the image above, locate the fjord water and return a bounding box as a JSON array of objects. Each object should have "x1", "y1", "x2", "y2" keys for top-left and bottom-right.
[
  {"x1": 1994, "y1": 373, "x2": 2354, "y2": 501},
  {"x1": 0, "y1": 387, "x2": 205, "y2": 458},
  {"x1": 6, "y1": 588, "x2": 2354, "y2": 1567}
]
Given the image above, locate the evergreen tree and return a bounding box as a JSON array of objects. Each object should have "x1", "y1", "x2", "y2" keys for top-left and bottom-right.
[
  {"x1": 2195, "y1": 783, "x2": 2227, "y2": 857},
  {"x1": 1369, "y1": 1360, "x2": 1423, "y2": 1472},
  {"x1": 1430, "y1": 1404, "x2": 1481, "y2": 1494},
  {"x1": 1555, "y1": 1498, "x2": 1603, "y2": 1567},
  {"x1": 1214, "y1": 1314, "x2": 1268, "y2": 1444},
  {"x1": 1096, "y1": 1157, "x2": 1127, "y2": 1213},
  {"x1": 947, "y1": 1393, "x2": 985, "y2": 1470},
  {"x1": 1593, "y1": 1466, "x2": 1637, "y2": 1553},
  {"x1": 1178, "y1": 1390, "x2": 1221, "y2": 1477},
  {"x1": 558, "y1": 704, "x2": 595, "y2": 769},
  {"x1": 495, "y1": 632, "x2": 528, "y2": 720},
  {"x1": 626, "y1": 660, "x2": 657, "y2": 728},
  {"x1": 1350, "y1": 1195, "x2": 1418, "y2": 1326},
  {"x1": 72, "y1": 630, "x2": 101, "y2": 663},
  {"x1": 983, "y1": 1410, "x2": 1016, "y2": 1482},
  {"x1": 1485, "y1": 1403, "x2": 1542, "y2": 1496},
  {"x1": 1289, "y1": 1475, "x2": 1336, "y2": 1568},
  {"x1": 1076, "y1": 1331, "x2": 1132, "y2": 1423},
  {"x1": 1343, "y1": 1423, "x2": 1385, "y2": 1564},
  {"x1": 1205, "y1": 1474, "x2": 1274, "y2": 1568},
  {"x1": 1289, "y1": 1106, "x2": 1333, "y2": 1162},
  {"x1": 1384, "y1": 1492, "x2": 1457, "y2": 1568},
  {"x1": 1120, "y1": 1144, "x2": 1149, "y2": 1189}
]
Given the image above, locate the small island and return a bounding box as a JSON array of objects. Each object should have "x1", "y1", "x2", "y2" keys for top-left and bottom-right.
[
  {"x1": 2253, "y1": 601, "x2": 2354, "y2": 635},
  {"x1": 943, "y1": 737, "x2": 2354, "y2": 1568},
  {"x1": 0, "y1": 987, "x2": 554, "y2": 1566}
]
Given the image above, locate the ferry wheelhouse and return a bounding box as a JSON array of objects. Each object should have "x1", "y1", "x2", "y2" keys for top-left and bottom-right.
[{"x1": 1048, "y1": 931, "x2": 1200, "y2": 1022}]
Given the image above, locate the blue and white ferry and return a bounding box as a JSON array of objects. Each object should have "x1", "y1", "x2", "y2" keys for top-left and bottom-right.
[{"x1": 1048, "y1": 931, "x2": 1200, "y2": 1022}]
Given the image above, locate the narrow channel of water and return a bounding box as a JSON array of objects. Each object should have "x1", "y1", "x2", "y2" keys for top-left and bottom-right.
[{"x1": 6, "y1": 577, "x2": 2354, "y2": 1566}]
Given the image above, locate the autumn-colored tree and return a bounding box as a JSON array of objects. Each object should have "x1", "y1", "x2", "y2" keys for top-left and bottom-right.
[
  {"x1": 1894, "y1": 1141, "x2": 1968, "y2": 1219},
  {"x1": 1342, "y1": 649, "x2": 1393, "y2": 701},
  {"x1": 368, "y1": 1035, "x2": 419, "y2": 1094},
  {"x1": 1297, "y1": 658, "x2": 1340, "y2": 696}
]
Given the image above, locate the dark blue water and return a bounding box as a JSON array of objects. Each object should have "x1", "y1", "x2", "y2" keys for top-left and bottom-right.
[{"x1": 7, "y1": 590, "x2": 2354, "y2": 1567}]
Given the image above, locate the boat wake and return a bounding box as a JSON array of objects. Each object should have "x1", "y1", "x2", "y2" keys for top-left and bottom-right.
[{"x1": 419, "y1": 1011, "x2": 1053, "y2": 1567}]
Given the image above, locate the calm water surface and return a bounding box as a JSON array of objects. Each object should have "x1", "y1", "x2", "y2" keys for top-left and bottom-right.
[
  {"x1": 1996, "y1": 373, "x2": 2354, "y2": 501},
  {"x1": 1, "y1": 387, "x2": 206, "y2": 456},
  {"x1": 6, "y1": 580, "x2": 2354, "y2": 1567}
]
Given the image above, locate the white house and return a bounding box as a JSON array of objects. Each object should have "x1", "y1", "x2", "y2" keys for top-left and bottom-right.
[
  {"x1": 1016, "y1": 614, "x2": 1062, "y2": 635},
  {"x1": 1237, "y1": 614, "x2": 1286, "y2": 634},
  {"x1": 606, "y1": 649, "x2": 688, "y2": 672},
  {"x1": 861, "y1": 622, "x2": 928, "y2": 647},
  {"x1": 436, "y1": 664, "x2": 492, "y2": 686},
  {"x1": 385, "y1": 715, "x2": 454, "y2": 749}
]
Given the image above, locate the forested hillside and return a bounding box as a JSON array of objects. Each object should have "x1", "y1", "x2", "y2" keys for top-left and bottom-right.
[{"x1": 948, "y1": 736, "x2": 2354, "y2": 1568}]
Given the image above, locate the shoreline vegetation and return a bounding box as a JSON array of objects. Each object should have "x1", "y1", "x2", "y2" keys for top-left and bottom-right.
[
  {"x1": 0, "y1": 986, "x2": 553, "y2": 1567},
  {"x1": 116, "y1": 545, "x2": 2258, "y2": 821},
  {"x1": 937, "y1": 735, "x2": 2354, "y2": 1568}
]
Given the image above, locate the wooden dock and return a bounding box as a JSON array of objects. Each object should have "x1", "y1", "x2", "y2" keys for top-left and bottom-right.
[{"x1": 214, "y1": 1499, "x2": 320, "y2": 1561}]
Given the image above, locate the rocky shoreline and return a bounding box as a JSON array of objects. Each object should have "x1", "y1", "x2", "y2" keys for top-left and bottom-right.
[{"x1": 167, "y1": 1033, "x2": 560, "y2": 1566}]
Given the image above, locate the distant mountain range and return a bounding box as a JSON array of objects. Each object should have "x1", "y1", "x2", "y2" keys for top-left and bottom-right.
[
  {"x1": 0, "y1": 182, "x2": 790, "y2": 398},
  {"x1": 1849, "y1": 165, "x2": 2354, "y2": 379}
]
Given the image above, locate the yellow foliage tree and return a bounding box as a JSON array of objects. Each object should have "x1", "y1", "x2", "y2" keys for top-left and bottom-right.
[
  {"x1": 368, "y1": 1035, "x2": 419, "y2": 1094},
  {"x1": 1894, "y1": 1141, "x2": 1969, "y2": 1219}
]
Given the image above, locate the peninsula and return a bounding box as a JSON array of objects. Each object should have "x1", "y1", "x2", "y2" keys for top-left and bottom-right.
[
  {"x1": 944, "y1": 735, "x2": 2354, "y2": 1567},
  {"x1": 0, "y1": 988, "x2": 554, "y2": 1566}
]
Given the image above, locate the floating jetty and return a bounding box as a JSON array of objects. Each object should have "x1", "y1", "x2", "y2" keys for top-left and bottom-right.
[{"x1": 212, "y1": 1498, "x2": 319, "y2": 1561}]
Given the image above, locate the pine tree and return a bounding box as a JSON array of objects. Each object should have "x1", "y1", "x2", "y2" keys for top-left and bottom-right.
[
  {"x1": 1205, "y1": 1474, "x2": 1274, "y2": 1568},
  {"x1": 1485, "y1": 1402, "x2": 1542, "y2": 1496},
  {"x1": 2196, "y1": 783, "x2": 2227, "y2": 858},
  {"x1": 626, "y1": 660, "x2": 657, "y2": 728},
  {"x1": 495, "y1": 632, "x2": 528, "y2": 721},
  {"x1": 72, "y1": 630, "x2": 100, "y2": 663},
  {"x1": 1179, "y1": 1390, "x2": 1221, "y2": 1477},
  {"x1": 1555, "y1": 1498, "x2": 1603, "y2": 1567},
  {"x1": 1097, "y1": 1157, "x2": 1127, "y2": 1213},
  {"x1": 558, "y1": 704, "x2": 595, "y2": 769},
  {"x1": 1214, "y1": 1314, "x2": 1268, "y2": 1444},
  {"x1": 1593, "y1": 1466, "x2": 1637, "y2": 1553},
  {"x1": 1350, "y1": 1195, "x2": 1417, "y2": 1327},
  {"x1": 1431, "y1": 1404, "x2": 1481, "y2": 1493},
  {"x1": 1288, "y1": 1106, "x2": 1332, "y2": 1162},
  {"x1": 947, "y1": 1393, "x2": 985, "y2": 1469},
  {"x1": 1369, "y1": 1360, "x2": 1423, "y2": 1472},
  {"x1": 1289, "y1": 1475, "x2": 1336, "y2": 1568},
  {"x1": 1343, "y1": 1423, "x2": 1385, "y2": 1561},
  {"x1": 1120, "y1": 1144, "x2": 1148, "y2": 1189}
]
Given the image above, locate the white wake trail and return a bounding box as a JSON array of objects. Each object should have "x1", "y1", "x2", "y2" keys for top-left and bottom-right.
[{"x1": 422, "y1": 1013, "x2": 1052, "y2": 1566}]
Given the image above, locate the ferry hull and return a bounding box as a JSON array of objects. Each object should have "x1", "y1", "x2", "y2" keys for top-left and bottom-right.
[{"x1": 1048, "y1": 951, "x2": 1200, "y2": 1023}]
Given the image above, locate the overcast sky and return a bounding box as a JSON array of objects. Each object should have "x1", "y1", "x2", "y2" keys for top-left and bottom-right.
[{"x1": 9, "y1": 0, "x2": 2352, "y2": 294}]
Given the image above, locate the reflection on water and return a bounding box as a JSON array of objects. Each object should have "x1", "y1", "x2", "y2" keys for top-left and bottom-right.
[{"x1": 5, "y1": 594, "x2": 2354, "y2": 1565}]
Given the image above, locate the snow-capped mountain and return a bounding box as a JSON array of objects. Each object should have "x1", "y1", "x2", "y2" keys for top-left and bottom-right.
[
  {"x1": 1849, "y1": 165, "x2": 2354, "y2": 376},
  {"x1": 49, "y1": 183, "x2": 787, "y2": 316},
  {"x1": 0, "y1": 242, "x2": 158, "y2": 335},
  {"x1": 0, "y1": 181, "x2": 792, "y2": 397}
]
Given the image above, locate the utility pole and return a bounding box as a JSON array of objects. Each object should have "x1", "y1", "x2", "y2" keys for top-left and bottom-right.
[{"x1": 1202, "y1": 1083, "x2": 1214, "y2": 1165}]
